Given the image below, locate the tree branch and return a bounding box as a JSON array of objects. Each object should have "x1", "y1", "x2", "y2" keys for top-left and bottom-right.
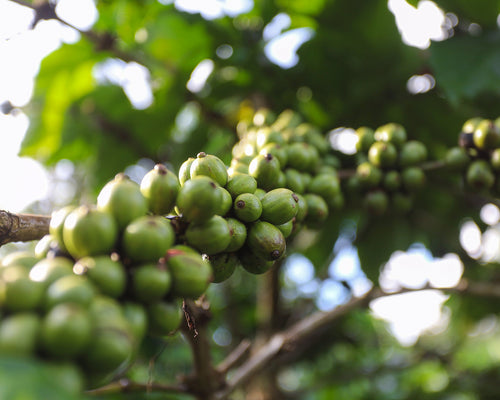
[
  {"x1": 85, "y1": 378, "x2": 189, "y2": 396},
  {"x1": 0, "y1": 210, "x2": 50, "y2": 246},
  {"x1": 213, "y1": 288, "x2": 376, "y2": 400},
  {"x1": 213, "y1": 279, "x2": 500, "y2": 399}
]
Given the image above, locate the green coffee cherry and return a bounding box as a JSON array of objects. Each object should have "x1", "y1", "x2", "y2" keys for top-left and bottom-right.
[
  {"x1": 445, "y1": 147, "x2": 470, "y2": 170},
  {"x1": 44, "y1": 275, "x2": 95, "y2": 310},
  {"x1": 363, "y1": 190, "x2": 388, "y2": 216},
  {"x1": 140, "y1": 164, "x2": 180, "y2": 215},
  {"x1": 401, "y1": 167, "x2": 426, "y2": 192},
  {"x1": 176, "y1": 176, "x2": 221, "y2": 222},
  {"x1": 368, "y1": 141, "x2": 398, "y2": 168},
  {"x1": 276, "y1": 218, "x2": 294, "y2": 238},
  {"x1": 190, "y1": 152, "x2": 228, "y2": 187},
  {"x1": 294, "y1": 123, "x2": 329, "y2": 155},
  {"x1": 286, "y1": 142, "x2": 319, "y2": 172},
  {"x1": 225, "y1": 174, "x2": 257, "y2": 198},
  {"x1": 228, "y1": 162, "x2": 249, "y2": 176},
  {"x1": 322, "y1": 154, "x2": 341, "y2": 169},
  {"x1": 185, "y1": 215, "x2": 232, "y2": 255},
  {"x1": 73, "y1": 256, "x2": 126, "y2": 298},
  {"x1": 165, "y1": 249, "x2": 213, "y2": 298},
  {"x1": 355, "y1": 126, "x2": 375, "y2": 153},
  {"x1": 248, "y1": 153, "x2": 281, "y2": 191},
  {"x1": 293, "y1": 193, "x2": 308, "y2": 223},
  {"x1": 356, "y1": 162, "x2": 383, "y2": 188},
  {"x1": 256, "y1": 127, "x2": 286, "y2": 150},
  {"x1": 260, "y1": 188, "x2": 299, "y2": 225},
  {"x1": 253, "y1": 108, "x2": 276, "y2": 127},
  {"x1": 462, "y1": 117, "x2": 482, "y2": 133},
  {"x1": 217, "y1": 186, "x2": 233, "y2": 216},
  {"x1": 466, "y1": 160, "x2": 495, "y2": 191},
  {"x1": 473, "y1": 119, "x2": 500, "y2": 150},
  {"x1": 374, "y1": 123, "x2": 407, "y2": 149},
  {"x1": 1, "y1": 251, "x2": 39, "y2": 270},
  {"x1": 29, "y1": 260, "x2": 71, "y2": 290},
  {"x1": 254, "y1": 188, "x2": 266, "y2": 201},
  {"x1": 233, "y1": 193, "x2": 263, "y2": 222},
  {"x1": 285, "y1": 168, "x2": 306, "y2": 194},
  {"x1": 276, "y1": 170, "x2": 287, "y2": 188},
  {"x1": 0, "y1": 266, "x2": 45, "y2": 312},
  {"x1": 130, "y1": 262, "x2": 172, "y2": 303},
  {"x1": 303, "y1": 194, "x2": 328, "y2": 227},
  {"x1": 246, "y1": 221, "x2": 286, "y2": 261},
  {"x1": 122, "y1": 215, "x2": 175, "y2": 263},
  {"x1": 238, "y1": 248, "x2": 275, "y2": 275},
  {"x1": 147, "y1": 300, "x2": 183, "y2": 336},
  {"x1": 491, "y1": 148, "x2": 500, "y2": 170},
  {"x1": 259, "y1": 143, "x2": 288, "y2": 167},
  {"x1": 383, "y1": 170, "x2": 401, "y2": 191},
  {"x1": 81, "y1": 328, "x2": 134, "y2": 374},
  {"x1": 0, "y1": 313, "x2": 41, "y2": 357},
  {"x1": 399, "y1": 140, "x2": 427, "y2": 167},
  {"x1": 123, "y1": 302, "x2": 148, "y2": 343},
  {"x1": 307, "y1": 173, "x2": 342, "y2": 209},
  {"x1": 225, "y1": 218, "x2": 247, "y2": 252},
  {"x1": 62, "y1": 206, "x2": 118, "y2": 259},
  {"x1": 49, "y1": 205, "x2": 77, "y2": 253},
  {"x1": 207, "y1": 252, "x2": 240, "y2": 283},
  {"x1": 178, "y1": 157, "x2": 195, "y2": 185},
  {"x1": 40, "y1": 303, "x2": 92, "y2": 359},
  {"x1": 97, "y1": 173, "x2": 148, "y2": 231},
  {"x1": 272, "y1": 109, "x2": 302, "y2": 131}
]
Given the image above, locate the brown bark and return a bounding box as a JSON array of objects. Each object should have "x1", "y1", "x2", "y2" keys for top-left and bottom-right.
[{"x1": 0, "y1": 210, "x2": 50, "y2": 246}]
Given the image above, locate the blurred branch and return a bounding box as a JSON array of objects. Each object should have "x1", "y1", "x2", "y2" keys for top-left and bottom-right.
[
  {"x1": 0, "y1": 210, "x2": 50, "y2": 246},
  {"x1": 7, "y1": 0, "x2": 176, "y2": 72},
  {"x1": 214, "y1": 279, "x2": 500, "y2": 399},
  {"x1": 85, "y1": 378, "x2": 189, "y2": 396},
  {"x1": 216, "y1": 339, "x2": 252, "y2": 375},
  {"x1": 213, "y1": 287, "x2": 376, "y2": 400}
]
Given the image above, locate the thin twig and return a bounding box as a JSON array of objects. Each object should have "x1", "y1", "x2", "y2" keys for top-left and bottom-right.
[
  {"x1": 85, "y1": 378, "x2": 189, "y2": 396},
  {"x1": 216, "y1": 339, "x2": 252, "y2": 375}
]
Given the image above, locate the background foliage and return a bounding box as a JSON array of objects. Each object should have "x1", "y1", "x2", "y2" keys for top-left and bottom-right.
[{"x1": 3, "y1": 0, "x2": 500, "y2": 398}]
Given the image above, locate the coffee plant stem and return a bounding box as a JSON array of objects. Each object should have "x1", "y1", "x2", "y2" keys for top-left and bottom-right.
[
  {"x1": 181, "y1": 299, "x2": 224, "y2": 399},
  {"x1": 0, "y1": 210, "x2": 50, "y2": 245}
]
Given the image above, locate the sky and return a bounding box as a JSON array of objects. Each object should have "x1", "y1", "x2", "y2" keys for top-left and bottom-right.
[{"x1": 0, "y1": 0, "x2": 482, "y2": 346}]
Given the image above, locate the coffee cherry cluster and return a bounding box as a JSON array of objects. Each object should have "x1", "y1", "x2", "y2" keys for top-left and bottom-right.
[
  {"x1": 3, "y1": 107, "x2": 499, "y2": 393},
  {"x1": 453, "y1": 118, "x2": 500, "y2": 193},
  {"x1": 0, "y1": 108, "x2": 350, "y2": 390},
  {"x1": 346, "y1": 123, "x2": 428, "y2": 215}
]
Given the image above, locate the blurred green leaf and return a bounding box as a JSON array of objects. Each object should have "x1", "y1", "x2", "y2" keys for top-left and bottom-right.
[
  {"x1": 21, "y1": 41, "x2": 99, "y2": 162},
  {"x1": 405, "y1": 0, "x2": 420, "y2": 8},
  {"x1": 145, "y1": 13, "x2": 212, "y2": 72},
  {"x1": 276, "y1": 0, "x2": 326, "y2": 16},
  {"x1": 0, "y1": 356, "x2": 85, "y2": 400},
  {"x1": 435, "y1": 0, "x2": 500, "y2": 28},
  {"x1": 430, "y1": 33, "x2": 500, "y2": 104}
]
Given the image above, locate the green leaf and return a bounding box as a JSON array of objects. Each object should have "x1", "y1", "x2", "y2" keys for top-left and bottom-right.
[
  {"x1": 0, "y1": 356, "x2": 85, "y2": 400},
  {"x1": 355, "y1": 215, "x2": 416, "y2": 282},
  {"x1": 405, "y1": 0, "x2": 420, "y2": 8},
  {"x1": 430, "y1": 33, "x2": 500, "y2": 104},
  {"x1": 21, "y1": 41, "x2": 99, "y2": 161},
  {"x1": 276, "y1": 0, "x2": 327, "y2": 16},
  {"x1": 145, "y1": 13, "x2": 212, "y2": 72}
]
